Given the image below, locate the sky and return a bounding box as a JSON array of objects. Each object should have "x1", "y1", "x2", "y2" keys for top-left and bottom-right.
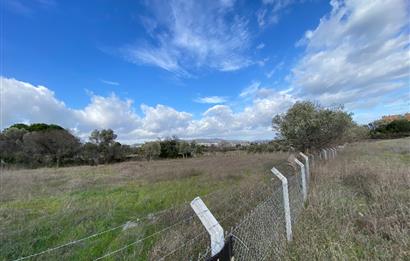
[{"x1": 1, "y1": 0, "x2": 409, "y2": 143}]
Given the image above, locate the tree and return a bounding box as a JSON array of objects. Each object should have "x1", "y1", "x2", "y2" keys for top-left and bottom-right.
[
  {"x1": 89, "y1": 129, "x2": 117, "y2": 145},
  {"x1": 23, "y1": 129, "x2": 81, "y2": 167},
  {"x1": 159, "y1": 137, "x2": 179, "y2": 158},
  {"x1": 343, "y1": 124, "x2": 369, "y2": 142},
  {"x1": 141, "y1": 141, "x2": 161, "y2": 161},
  {"x1": 272, "y1": 101, "x2": 354, "y2": 151},
  {"x1": 178, "y1": 141, "x2": 191, "y2": 158},
  {"x1": 369, "y1": 118, "x2": 410, "y2": 139},
  {"x1": 88, "y1": 129, "x2": 121, "y2": 163},
  {"x1": 82, "y1": 142, "x2": 100, "y2": 165}
]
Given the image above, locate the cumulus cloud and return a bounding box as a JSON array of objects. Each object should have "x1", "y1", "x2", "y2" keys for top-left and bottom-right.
[
  {"x1": 291, "y1": 0, "x2": 410, "y2": 109},
  {"x1": 187, "y1": 84, "x2": 296, "y2": 139},
  {"x1": 1, "y1": 77, "x2": 141, "y2": 139},
  {"x1": 140, "y1": 104, "x2": 192, "y2": 133},
  {"x1": 2, "y1": 77, "x2": 296, "y2": 142},
  {"x1": 125, "y1": 0, "x2": 251, "y2": 75}
]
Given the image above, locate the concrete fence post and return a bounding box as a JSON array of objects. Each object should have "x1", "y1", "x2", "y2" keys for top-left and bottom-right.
[
  {"x1": 321, "y1": 149, "x2": 328, "y2": 161},
  {"x1": 299, "y1": 152, "x2": 310, "y2": 186},
  {"x1": 326, "y1": 148, "x2": 332, "y2": 159},
  {"x1": 294, "y1": 159, "x2": 307, "y2": 202},
  {"x1": 270, "y1": 167, "x2": 292, "y2": 241},
  {"x1": 191, "y1": 197, "x2": 224, "y2": 256}
]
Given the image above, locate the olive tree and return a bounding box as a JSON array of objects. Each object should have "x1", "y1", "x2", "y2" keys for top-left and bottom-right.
[
  {"x1": 272, "y1": 101, "x2": 354, "y2": 151},
  {"x1": 141, "y1": 141, "x2": 161, "y2": 161},
  {"x1": 178, "y1": 141, "x2": 191, "y2": 158}
]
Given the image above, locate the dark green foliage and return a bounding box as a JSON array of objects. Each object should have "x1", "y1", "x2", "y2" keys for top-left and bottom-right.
[
  {"x1": 1, "y1": 125, "x2": 80, "y2": 167},
  {"x1": 7, "y1": 123, "x2": 64, "y2": 132},
  {"x1": 370, "y1": 119, "x2": 410, "y2": 139},
  {"x1": 159, "y1": 137, "x2": 180, "y2": 158},
  {"x1": 0, "y1": 124, "x2": 130, "y2": 167},
  {"x1": 85, "y1": 129, "x2": 126, "y2": 164}
]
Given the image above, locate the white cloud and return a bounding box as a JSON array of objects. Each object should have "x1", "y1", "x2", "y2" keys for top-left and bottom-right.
[
  {"x1": 2, "y1": 77, "x2": 297, "y2": 142},
  {"x1": 140, "y1": 104, "x2": 192, "y2": 134},
  {"x1": 257, "y1": 0, "x2": 295, "y2": 27},
  {"x1": 266, "y1": 61, "x2": 284, "y2": 78},
  {"x1": 291, "y1": 0, "x2": 410, "y2": 110},
  {"x1": 256, "y1": 43, "x2": 265, "y2": 49},
  {"x1": 194, "y1": 96, "x2": 227, "y2": 104},
  {"x1": 239, "y1": 81, "x2": 261, "y2": 98},
  {"x1": 125, "y1": 0, "x2": 251, "y2": 75},
  {"x1": 100, "y1": 79, "x2": 120, "y2": 86},
  {"x1": 1, "y1": 77, "x2": 141, "y2": 139}
]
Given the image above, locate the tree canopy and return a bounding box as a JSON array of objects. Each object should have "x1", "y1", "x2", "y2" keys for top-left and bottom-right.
[{"x1": 272, "y1": 101, "x2": 356, "y2": 151}]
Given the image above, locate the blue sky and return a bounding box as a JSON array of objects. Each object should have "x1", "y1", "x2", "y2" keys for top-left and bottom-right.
[{"x1": 2, "y1": 0, "x2": 409, "y2": 143}]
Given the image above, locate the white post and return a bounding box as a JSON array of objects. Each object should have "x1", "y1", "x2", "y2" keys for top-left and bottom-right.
[
  {"x1": 299, "y1": 152, "x2": 310, "y2": 185},
  {"x1": 322, "y1": 149, "x2": 328, "y2": 161},
  {"x1": 294, "y1": 159, "x2": 307, "y2": 202},
  {"x1": 326, "y1": 148, "x2": 331, "y2": 159},
  {"x1": 191, "y1": 197, "x2": 224, "y2": 256},
  {"x1": 270, "y1": 167, "x2": 292, "y2": 241}
]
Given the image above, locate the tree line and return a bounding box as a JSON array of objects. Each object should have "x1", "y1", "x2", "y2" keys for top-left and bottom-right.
[
  {"x1": 2, "y1": 101, "x2": 406, "y2": 168},
  {"x1": 368, "y1": 116, "x2": 410, "y2": 139},
  {"x1": 0, "y1": 125, "x2": 211, "y2": 167},
  {"x1": 0, "y1": 124, "x2": 133, "y2": 167}
]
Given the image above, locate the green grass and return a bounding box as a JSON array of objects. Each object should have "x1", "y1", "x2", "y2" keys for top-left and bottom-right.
[
  {"x1": 1, "y1": 176, "x2": 232, "y2": 260},
  {"x1": 1, "y1": 152, "x2": 284, "y2": 260}
]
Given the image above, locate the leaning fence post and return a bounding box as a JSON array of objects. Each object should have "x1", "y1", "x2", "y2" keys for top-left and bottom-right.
[
  {"x1": 294, "y1": 159, "x2": 307, "y2": 202},
  {"x1": 270, "y1": 167, "x2": 292, "y2": 241},
  {"x1": 299, "y1": 152, "x2": 310, "y2": 185},
  {"x1": 191, "y1": 197, "x2": 224, "y2": 256}
]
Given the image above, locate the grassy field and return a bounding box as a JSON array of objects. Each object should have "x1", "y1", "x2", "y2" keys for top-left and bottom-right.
[
  {"x1": 285, "y1": 138, "x2": 410, "y2": 260},
  {"x1": 0, "y1": 151, "x2": 287, "y2": 260},
  {"x1": 1, "y1": 138, "x2": 409, "y2": 260}
]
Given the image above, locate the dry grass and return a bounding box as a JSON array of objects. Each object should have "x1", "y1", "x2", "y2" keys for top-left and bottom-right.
[
  {"x1": 285, "y1": 138, "x2": 410, "y2": 260},
  {"x1": 0, "y1": 151, "x2": 287, "y2": 260},
  {"x1": 2, "y1": 138, "x2": 408, "y2": 260},
  {"x1": 0, "y1": 151, "x2": 286, "y2": 202}
]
